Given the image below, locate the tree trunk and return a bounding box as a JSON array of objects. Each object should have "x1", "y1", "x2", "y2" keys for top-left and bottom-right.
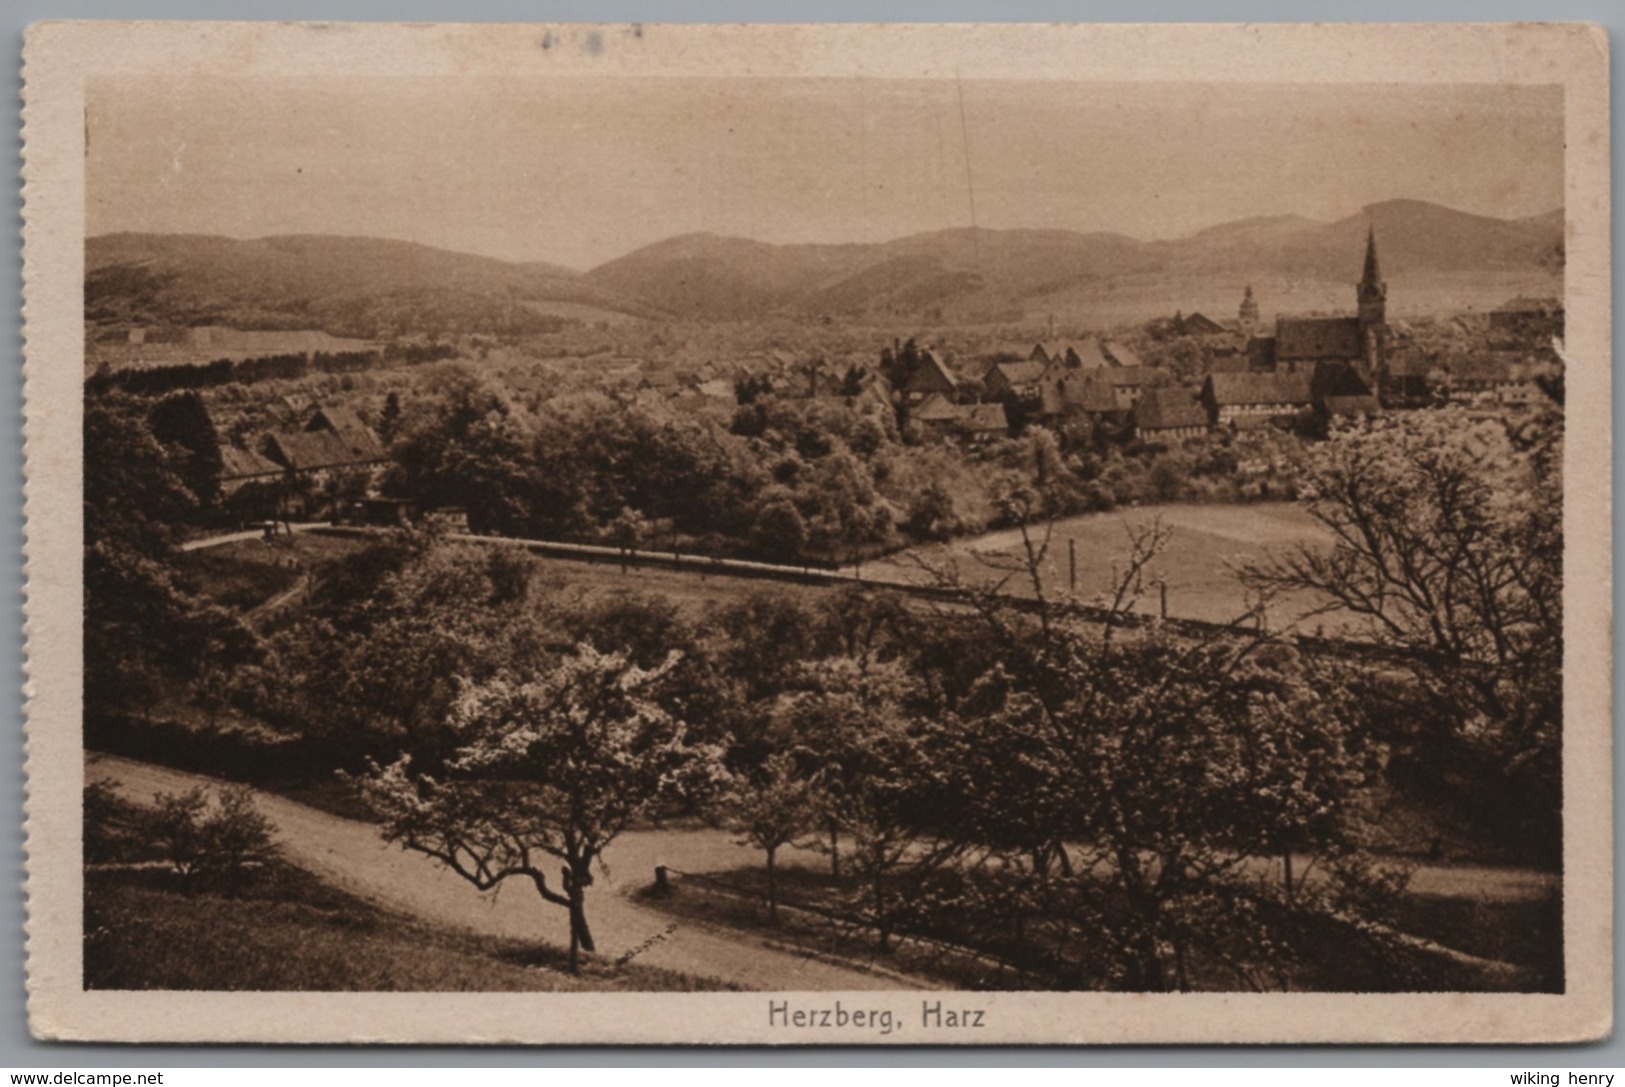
[
  {"x1": 566, "y1": 890, "x2": 581, "y2": 974},
  {"x1": 1126, "y1": 928, "x2": 1166, "y2": 992},
  {"x1": 572, "y1": 897, "x2": 595, "y2": 955},
  {"x1": 766, "y1": 845, "x2": 779, "y2": 925},
  {"x1": 828, "y1": 819, "x2": 841, "y2": 878},
  {"x1": 564, "y1": 865, "x2": 595, "y2": 974},
  {"x1": 1282, "y1": 851, "x2": 1294, "y2": 900},
  {"x1": 873, "y1": 871, "x2": 890, "y2": 953},
  {"x1": 1114, "y1": 848, "x2": 1166, "y2": 992}
]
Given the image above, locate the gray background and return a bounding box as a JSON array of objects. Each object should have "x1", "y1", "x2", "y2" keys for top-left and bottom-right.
[{"x1": 5, "y1": 0, "x2": 1619, "y2": 1067}]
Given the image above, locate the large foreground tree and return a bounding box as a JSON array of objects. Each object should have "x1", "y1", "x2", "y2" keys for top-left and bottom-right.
[
  {"x1": 357, "y1": 645, "x2": 726, "y2": 971},
  {"x1": 1242, "y1": 406, "x2": 1562, "y2": 854}
]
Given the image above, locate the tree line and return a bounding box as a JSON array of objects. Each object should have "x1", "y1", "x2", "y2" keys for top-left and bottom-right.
[
  {"x1": 382, "y1": 362, "x2": 1312, "y2": 568},
  {"x1": 88, "y1": 342, "x2": 459, "y2": 398}
]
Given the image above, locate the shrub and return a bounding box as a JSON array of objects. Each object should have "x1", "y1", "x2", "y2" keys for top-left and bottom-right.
[
  {"x1": 904, "y1": 482, "x2": 959, "y2": 541},
  {"x1": 206, "y1": 786, "x2": 280, "y2": 878},
  {"x1": 148, "y1": 788, "x2": 210, "y2": 877},
  {"x1": 146, "y1": 784, "x2": 277, "y2": 884},
  {"x1": 749, "y1": 497, "x2": 808, "y2": 562},
  {"x1": 1147, "y1": 456, "x2": 1189, "y2": 502}
]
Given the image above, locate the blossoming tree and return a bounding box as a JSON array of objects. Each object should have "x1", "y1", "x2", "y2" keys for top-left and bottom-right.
[{"x1": 357, "y1": 645, "x2": 726, "y2": 972}]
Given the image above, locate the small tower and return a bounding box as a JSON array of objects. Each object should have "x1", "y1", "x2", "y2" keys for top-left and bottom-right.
[
  {"x1": 1357, "y1": 226, "x2": 1387, "y2": 328},
  {"x1": 1238, "y1": 284, "x2": 1260, "y2": 340}
]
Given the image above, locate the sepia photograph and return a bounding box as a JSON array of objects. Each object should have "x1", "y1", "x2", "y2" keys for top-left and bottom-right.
[{"x1": 20, "y1": 21, "x2": 1611, "y2": 1044}]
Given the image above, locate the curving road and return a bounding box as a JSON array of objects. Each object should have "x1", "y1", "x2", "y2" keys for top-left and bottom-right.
[{"x1": 87, "y1": 754, "x2": 928, "y2": 992}]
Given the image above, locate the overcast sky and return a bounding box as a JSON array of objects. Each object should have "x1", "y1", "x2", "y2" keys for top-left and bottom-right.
[{"x1": 86, "y1": 76, "x2": 1563, "y2": 271}]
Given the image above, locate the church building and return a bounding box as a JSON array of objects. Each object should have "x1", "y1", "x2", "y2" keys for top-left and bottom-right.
[{"x1": 1244, "y1": 229, "x2": 1388, "y2": 386}]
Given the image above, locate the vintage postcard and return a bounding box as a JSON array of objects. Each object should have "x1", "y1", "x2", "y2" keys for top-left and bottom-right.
[{"x1": 20, "y1": 21, "x2": 1611, "y2": 1043}]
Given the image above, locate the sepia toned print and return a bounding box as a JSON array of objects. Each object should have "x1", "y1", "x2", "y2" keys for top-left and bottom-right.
[{"x1": 21, "y1": 22, "x2": 1611, "y2": 1043}]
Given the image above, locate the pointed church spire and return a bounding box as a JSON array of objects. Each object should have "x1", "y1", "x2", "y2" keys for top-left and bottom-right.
[
  {"x1": 1360, "y1": 225, "x2": 1383, "y2": 295},
  {"x1": 1357, "y1": 224, "x2": 1387, "y2": 330},
  {"x1": 1358, "y1": 225, "x2": 1384, "y2": 355}
]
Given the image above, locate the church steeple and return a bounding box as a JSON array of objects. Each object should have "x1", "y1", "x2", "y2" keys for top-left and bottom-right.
[
  {"x1": 1356, "y1": 226, "x2": 1389, "y2": 386},
  {"x1": 1360, "y1": 226, "x2": 1382, "y2": 288},
  {"x1": 1357, "y1": 225, "x2": 1386, "y2": 327}
]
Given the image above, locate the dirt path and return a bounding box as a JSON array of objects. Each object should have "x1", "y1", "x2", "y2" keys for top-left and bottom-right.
[
  {"x1": 244, "y1": 571, "x2": 310, "y2": 624},
  {"x1": 87, "y1": 754, "x2": 928, "y2": 992},
  {"x1": 179, "y1": 523, "x2": 326, "y2": 552}
]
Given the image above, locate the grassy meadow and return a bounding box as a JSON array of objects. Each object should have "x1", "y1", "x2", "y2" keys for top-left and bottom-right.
[{"x1": 870, "y1": 501, "x2": 1355, "y2": 632}]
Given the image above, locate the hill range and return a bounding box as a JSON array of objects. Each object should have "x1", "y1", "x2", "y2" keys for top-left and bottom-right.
[{"x1": 87, "y1": 199, "x2": 1563, "y2": 334}]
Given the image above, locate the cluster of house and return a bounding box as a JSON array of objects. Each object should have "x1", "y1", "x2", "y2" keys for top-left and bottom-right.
[
  {"x1": 894, "y1": 336, "x2": 1208, "y2": 444},
  {"x1": 217, "y1": 404, "x2": 390, "y2": 520},
  {"x1": 891, "y1": 230, "x2": 1557, "y2": 447},
  {"x1": 891, "y1": 338, "x2": 1379, "y2": 449}
]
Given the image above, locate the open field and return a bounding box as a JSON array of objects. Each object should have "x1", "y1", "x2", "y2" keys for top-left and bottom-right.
[
  {"x1": 520, "y1": 299, "x2": 648, "y2": 326},
  {"x1": 866, "y1": 501, "x2": 1359, "y2": 633}
]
